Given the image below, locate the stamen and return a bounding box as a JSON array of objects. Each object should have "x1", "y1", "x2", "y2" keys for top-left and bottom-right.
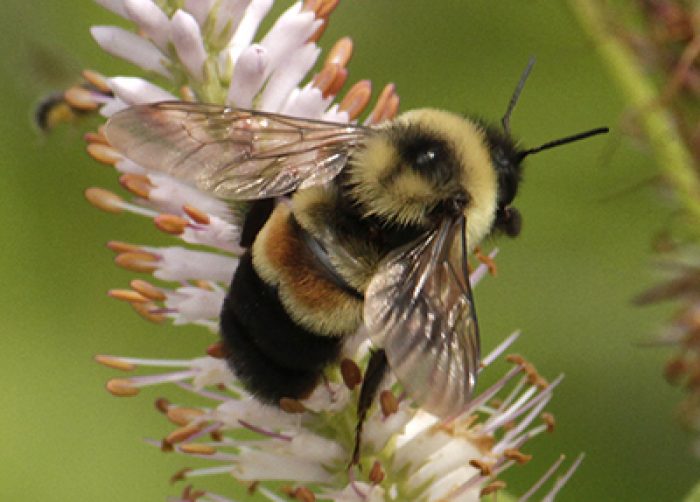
[
  {"x1": 183, "y1": 205, "x2": 211, "y2": 225},
  {"x1": 64, "y1": 86, "x2": 99, "y2": 110},
  {"x1": 106, "y1": 378, "x2": 140, "y2": 396},
  {"x1": 108, "y1": 288, "x2": 149, "y2": 303},
  {"x1": 480, "y1": 480, "x2": 506, "y2": 497},
  {"x1": 292, "y1": 486, "x2": 316, "y2": 502},
  {"x1": 504, "y1": 448, "x2": 533, "y2": 465},
  {"x1": 84, "y1": 131, "x2": 108, "y2": 145},
  {"x1": 339, "y1": 80, "x2": 372, "y2": 120},
  {"x1": 369, "y1": 461, "x2": 385, "y2": 484},
  {"x1": 325, "y1": 37, "x2": 353, "y2": 67},
  {"x1": 379, "y1": 390, "x2": 398, "y2": 417},
  {"x1": 155, "y1": 214, "x2": 189, "y2": 235},
  {"x1": 131, "y1": 301, "x2": 167, "y2": 323},
  {"x1": 95, "y1": 355, "x2": 136, "y2": 371},
  {"x1": 366, "y1": 83, "x2": 397, "y2": 125},
  {"x1": 84, "y1": 187, "x2": 124, "y2": 213},
  {"x1": 167, "y1": 406, "x2": 206, "y2": 427},
  {"x1": 279, "y1": 398, "x2": 307, "y2": 414},
  {"x1": 82, "y1": 69, "x2": 112, "y2": 94},
  {"x1": 206, "y1": 342, "x2": 228, "y2": 359},
  {"x1": 340, "y1": 358, "x2": 362, "y2": 390},
  {"x1": 517, "y1": 455, "x2": 565, "y2": 502},
  {"x1": 130, "y1": 279, "x2": 166, "y2": 301},
  {"x1": 541, "y1": 412, "x2": 556, "y2": 433},
  {"x1": 114, "y1": 251, "x2": 159, "y2": 273},
  {"x1": 86, "y1": 142, "x2": 122, "y2": 165},
  {"x1": 312, "y1": 63, "x2": 340, "y2": 98},
  {"x1": 469, "y1": 458, "x2": 494, "y2": 476},
  {"x1": 180, "y1": 443, "x2": 217, "y2": 455},
  {"x1": 167, "y1": 424, "x2": 206, "y2": 444},
  {"x1": 120, "y1": 173, "x2": 153, "y2": 199},
  {"x1": 541, "y1": 453, "x2": 585, "y2": 502}
]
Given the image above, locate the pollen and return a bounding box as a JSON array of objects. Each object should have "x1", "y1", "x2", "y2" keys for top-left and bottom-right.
[
  {"x1": 84, "y1": 187, "x2": 124, "y2": 213},
  {"x1": 106, "y1": 378, "x2": 140, "y2": 396},
  {"x1": 95, "y1": 355, "x2": 136, "y2": 371}
]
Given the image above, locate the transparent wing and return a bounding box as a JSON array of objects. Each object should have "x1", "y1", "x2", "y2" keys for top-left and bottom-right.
[
  {"x1": 364, "y1": 216, "x2": 480, "y2": 419},
  {"x1": 104, "y1": 101, "x2": 370, "y2": 200}
]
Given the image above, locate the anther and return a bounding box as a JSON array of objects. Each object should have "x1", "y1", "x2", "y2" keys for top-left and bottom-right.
[
  {"x1": 82, "y1": 69, "x2": 112, "y2": 94},
  {"x1": 95, "y1": 355, "x2": 136, "y2": 371},
  {"x1": 279, "y1": 398, "x2": 307, "y2": 414},
  {"x1": 183, "y1": 205, "x2": 210, "y2": 225},
  {"x1": 312, "y1": 63, "x2": 340, "y2": 98},
  {"x1": 131, "y1": 302, "x2": 167, "y2": 323},
  {"x1": 155, "y1": 398, "x2": 171, "y2": 414},
  {"x1": 368, "y1": 83, "x2": 397, "y2": 124},
  {"x1": 379, "y1": 390, "x2": 398, "y2": 417},
  {"x1": 107, "y1": 241, "x2": 141, "y2": 254},
  {"x1": 664, "y1": 356, "x2": 687, "y2": 384},
  {"x1": 468, "y1": 459, "x2": 493, "y2": 476},
  {"x1": 84, "y1": 131, "x2": 108, "y2": 145},
  {"x1": 480, "y1": 480, "x2": 506, "y2": 497},
  {"x1": 180, "y1": 86, "x2": 196, "y2": 102},
  {"x1": 180, "y1": 443, "x2": 216, "y2": 455},
  {"x1": 325, "y1": 37, "x2": 353, "y2": 67},
  {"x1": 340, "y1": 358, "x2": 362, "y2": 390},
  {"x1": 155, "y1": 214, "x2": 189, "y2": 235},
  {"x1": 114, "y1": 251, "x2": 159, "y2": 273},
  {"x1": 473, "y1": 246, "x2": 498, "y2": 275},
  {"x1": 506, "y1": 354, "x2": 526, "y2": 367},
  {"x1": 541, "y1": 412, "x2": 556, "y2": 433},
  {"x1": 120, "y1": 173, "x2": 152, "y2": 199},
  {"x1": 64, "y1": 86, "x2": 98, "y2": 110},
  {"x1": 106, "y1": 378, "x2": 139, "y2": 396},
  {"x1": 206, "y1": 341, "x2": 228, "y2": 359},
  {"x1": 504, "y1": 448, "x2": 533, "y2": 465},
  {"x1": 85, "y1": 187, "x2": 124, "y2": 213},
  {"x1": 86, "y1": 143, "x2": 122, "y2": 165},
  {"x1": 327, "y1": 68, "x2": 348, "y2": 98},
  {"x1": 339, "y1": 80, "x2": 372, "y2": 120},
  {"x1": 293, "y1": 486, "x2": 316, "y2": 502},
  {"x1": 167, "y1": 406, "x2": 205, "y2": 426},
  {"x1": 369, "y1": 460, "x2": 385, "y2": 484},
  {"x1": 170, "y1": 467, "x2": 192, "y2": 484},
  {"x1": 130, "y1": 279, "x2": 166, "y2": 301},
  {"x1": 108, "y1": 289, "x2": 149, "y2": 303},
  {"x1": 166, "y1": 424, "x2": 204, "y2": 444}
]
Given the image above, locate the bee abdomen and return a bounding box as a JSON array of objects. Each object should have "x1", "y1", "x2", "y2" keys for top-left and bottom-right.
[{"x1": 220, "y1": 252, "x2": 343, "y2": 403}]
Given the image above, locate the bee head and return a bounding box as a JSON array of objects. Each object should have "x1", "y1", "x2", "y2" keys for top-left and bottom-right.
[{"x1": 346, "y1": 108, "x2": 501, "y2": 249}]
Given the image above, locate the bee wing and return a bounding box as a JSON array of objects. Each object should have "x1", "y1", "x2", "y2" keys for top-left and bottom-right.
[
  {"x1": 364, "y1": 216, "x2": 480, "y2": 419},
  {"x1": 104, "y1": 101, "x2": 370, "y2": 200}
]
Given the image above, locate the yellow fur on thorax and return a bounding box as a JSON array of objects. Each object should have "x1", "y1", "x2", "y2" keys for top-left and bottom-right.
[
  {"x1": 252, "y1": 204, "x2": 363, "y2": 337},
  {"x1": 349, "y1": 108, "x2": 498, "y2": 250}
]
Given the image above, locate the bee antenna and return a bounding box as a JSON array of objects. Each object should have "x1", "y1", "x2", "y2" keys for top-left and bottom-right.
[
  {"x1": 502, "y1": 57, "x2": 536, "y2": 136},
  {"x1": 518, "y1": 126, "x2": 610, "y2": 160}
]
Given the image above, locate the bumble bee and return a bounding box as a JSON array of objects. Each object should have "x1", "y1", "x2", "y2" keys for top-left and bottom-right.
[{"x1": 104, "y1": 61, "x2": 607, "y2": 462}]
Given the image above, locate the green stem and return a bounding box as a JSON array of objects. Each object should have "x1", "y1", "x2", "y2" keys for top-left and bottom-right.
[{"x1": 569, "y1": 0, "x2": 700, "y2": 234}]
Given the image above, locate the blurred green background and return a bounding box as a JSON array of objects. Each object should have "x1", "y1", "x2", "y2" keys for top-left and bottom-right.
[{"x1": 1, "y1": 1, "x2": 697, "y2": 500}]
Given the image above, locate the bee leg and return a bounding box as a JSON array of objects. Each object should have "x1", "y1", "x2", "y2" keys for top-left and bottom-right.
[{"x1": 351, "y1": 349, "x2": 389, "y2": 466}]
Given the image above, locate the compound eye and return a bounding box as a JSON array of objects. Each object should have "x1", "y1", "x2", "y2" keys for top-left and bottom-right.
[{"x1": 415, "y1": 147, "x2": 438, "y2": 169}]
